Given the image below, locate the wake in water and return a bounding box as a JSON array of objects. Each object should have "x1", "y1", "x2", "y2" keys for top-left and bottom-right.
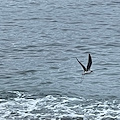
[{"x1": 0, "y1": 91, "x2": 120, "y2": 120}]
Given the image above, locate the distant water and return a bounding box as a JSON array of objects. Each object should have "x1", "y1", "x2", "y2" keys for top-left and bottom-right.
[{"x1": 0, "y1": 0, "x2": 120, "y2": 119}]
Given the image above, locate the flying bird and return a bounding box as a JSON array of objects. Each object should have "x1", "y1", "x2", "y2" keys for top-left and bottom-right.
[{"x1": 76, "y1": 54, "x2": 93, "y2": 75}]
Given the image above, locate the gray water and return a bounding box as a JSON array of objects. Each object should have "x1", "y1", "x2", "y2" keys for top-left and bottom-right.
[{"x1": 0, "y1": 0, "x2": 120, "y2": 119}]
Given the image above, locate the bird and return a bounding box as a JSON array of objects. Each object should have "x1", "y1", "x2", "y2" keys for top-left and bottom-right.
[{"x1": 76, "y1": 54, "x2": 93, "y2": 75}]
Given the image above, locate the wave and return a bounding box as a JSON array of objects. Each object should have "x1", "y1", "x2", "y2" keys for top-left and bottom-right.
[{"x1": 0, "y1": 91, "x2": 120, "y2": 120}]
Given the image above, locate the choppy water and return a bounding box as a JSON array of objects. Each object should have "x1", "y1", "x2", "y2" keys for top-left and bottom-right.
[{"x1": 0, "y1": 0, "x2": 120, "y2": 119}]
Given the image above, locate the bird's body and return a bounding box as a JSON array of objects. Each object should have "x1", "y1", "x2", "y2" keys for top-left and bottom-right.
[
  {"x1": 83, "y1": 70, "x2": 92, "y2": 75},
  {"x1": 76, "y1": 54, "x2": 93, "y2": 75}
]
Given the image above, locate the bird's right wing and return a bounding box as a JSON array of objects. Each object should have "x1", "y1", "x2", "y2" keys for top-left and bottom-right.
[
  {"x1": 76, "y1": 57, "x2": 87, "y2": 71},
  {"x1": 87, "y1": 54, "x2": 92, "y2": 70}
]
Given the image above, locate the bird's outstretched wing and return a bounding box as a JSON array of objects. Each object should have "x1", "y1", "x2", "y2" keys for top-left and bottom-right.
[
  {"x1": 87, "y1": 54, "x2": 92, "y2": 70},
  {"x1": 76, "y1": 57, "x2": 87, "y2": 71}
]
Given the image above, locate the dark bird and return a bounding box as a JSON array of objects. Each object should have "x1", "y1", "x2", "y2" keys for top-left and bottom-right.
[{"x1": 76, "y1": 54, "x2": 93, "y2": 74}]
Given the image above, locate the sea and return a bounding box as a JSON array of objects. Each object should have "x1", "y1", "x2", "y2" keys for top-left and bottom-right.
[{"x1": 0, "y1": 0, "x2": 120, "y2": 119}]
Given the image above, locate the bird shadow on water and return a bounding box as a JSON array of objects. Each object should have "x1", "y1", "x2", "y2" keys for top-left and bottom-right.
[{"x1": 74, "y1": 74, "x2": 85, "y2": 84}]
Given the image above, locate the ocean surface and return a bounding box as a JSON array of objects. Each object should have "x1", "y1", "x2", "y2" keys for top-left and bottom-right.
[{"x1": 0, "y1": 0, "x2": 120, "y2": 119}]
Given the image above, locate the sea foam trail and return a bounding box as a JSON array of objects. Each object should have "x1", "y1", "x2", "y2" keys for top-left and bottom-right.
[{"x1": 0, "y1": 91, "x2": 120, "y2": 120}]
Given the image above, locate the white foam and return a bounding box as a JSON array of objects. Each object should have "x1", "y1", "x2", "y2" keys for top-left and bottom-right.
[{"x1": 0, "y1": 93, "x2": 120, "y2": 120}]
